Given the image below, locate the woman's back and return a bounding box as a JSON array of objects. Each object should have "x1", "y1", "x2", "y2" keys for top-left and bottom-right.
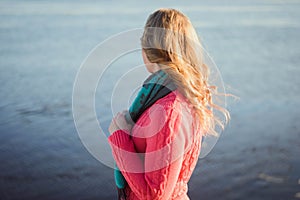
[{"x1": 109, "y1": 90, "x2": 203, "y2": 199}]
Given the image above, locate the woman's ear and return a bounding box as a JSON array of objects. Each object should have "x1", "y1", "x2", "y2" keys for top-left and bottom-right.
[{"x1": 142, "y1": 49, "x2": 160, "y2": 73}]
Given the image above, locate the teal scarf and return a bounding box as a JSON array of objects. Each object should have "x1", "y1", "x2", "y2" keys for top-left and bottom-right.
[{"x1": 114, "y1": 69, "x2": 176, "y2": 199}]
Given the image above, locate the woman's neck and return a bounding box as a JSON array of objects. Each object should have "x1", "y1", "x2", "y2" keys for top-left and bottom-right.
[{"x1": 150, "y1": 63, "x2": 161, "y2": 73}]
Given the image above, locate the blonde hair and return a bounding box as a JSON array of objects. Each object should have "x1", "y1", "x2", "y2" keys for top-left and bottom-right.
[{"x1": 141, "y1": 8, "x2": 230, "y2": 136}]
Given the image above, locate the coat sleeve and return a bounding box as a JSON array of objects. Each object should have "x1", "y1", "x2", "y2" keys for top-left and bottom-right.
[{"x1": 108, "y1": 105, "x2": 187, "y2": 200}]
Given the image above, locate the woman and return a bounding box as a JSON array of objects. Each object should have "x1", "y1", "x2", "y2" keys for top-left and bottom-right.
[{"x1": 108, "y1": 8, "x2": 229, "y2": 200}]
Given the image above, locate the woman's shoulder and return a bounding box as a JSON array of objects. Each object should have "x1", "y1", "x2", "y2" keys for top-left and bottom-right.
[
  {"x1": 135, "y1": 90, "x2": 193, "y2": 128},
  {"x1": 132, "y1": 89, "x2": 197, "y2": 141},
  {"x1": 145, "y1": 90, "x2": 194, "y2": 125},
  {"x1": 155, "y1": 90, "x2": 191, "y2": 111}
]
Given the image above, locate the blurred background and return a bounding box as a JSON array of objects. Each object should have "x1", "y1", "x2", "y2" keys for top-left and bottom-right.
[{"x1": 0, "y1": 0, "x2": 299, "y2": 199}]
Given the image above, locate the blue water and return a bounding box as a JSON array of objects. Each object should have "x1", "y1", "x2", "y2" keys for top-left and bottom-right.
[{"x1": 0, "y1": 0, "x2": 300, "y2": 199}]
